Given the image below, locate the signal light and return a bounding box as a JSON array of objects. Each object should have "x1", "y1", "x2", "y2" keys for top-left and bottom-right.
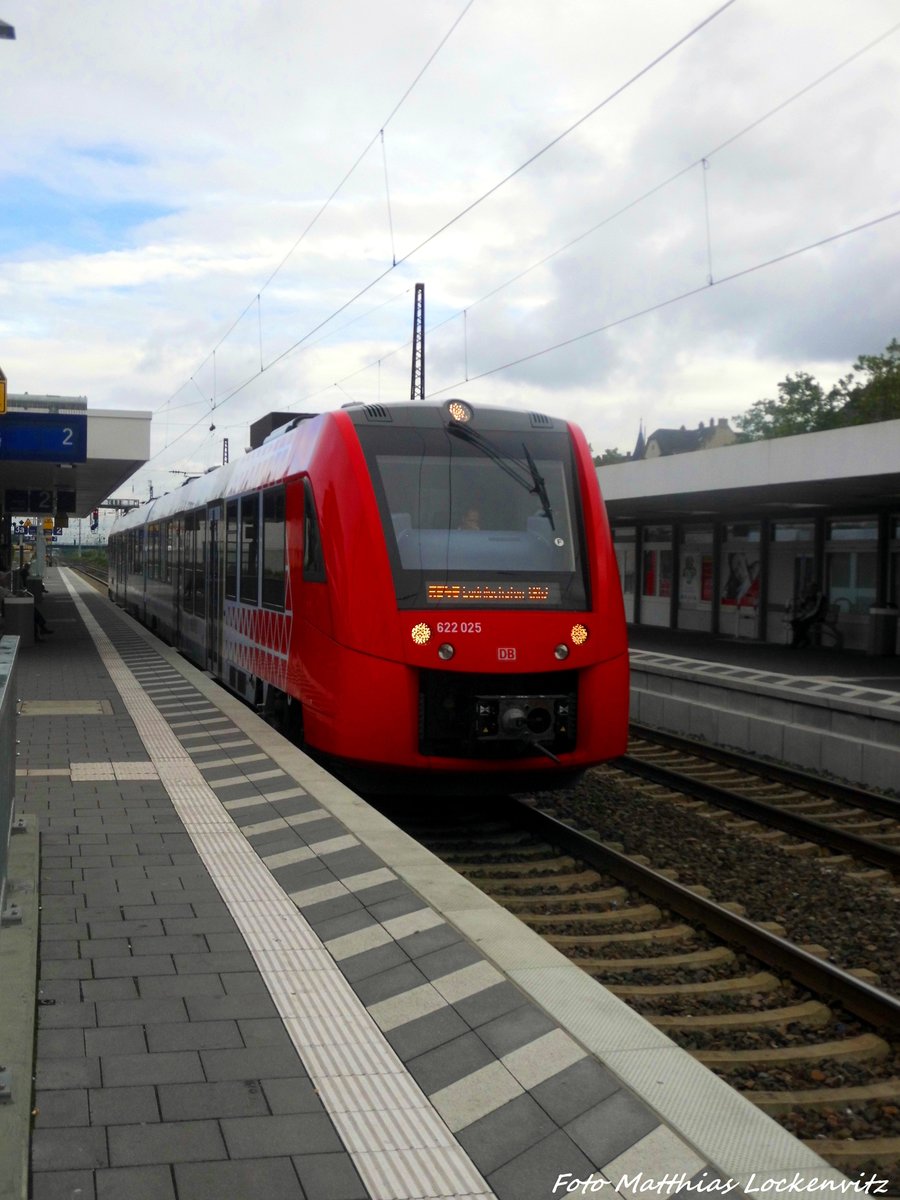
[
  {"x1": 89, "y1": 509, "x2": 100, "y2": 531},
  {"x1": 446, "y1": 400, "x2": 472, "y2": 424}
]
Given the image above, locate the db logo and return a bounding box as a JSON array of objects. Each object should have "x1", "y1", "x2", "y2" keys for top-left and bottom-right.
[{"x1": 497, "y1": 647, "x2": 517, "y2": 661}]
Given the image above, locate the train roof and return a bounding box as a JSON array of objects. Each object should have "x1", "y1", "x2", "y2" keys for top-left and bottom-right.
[{"x1": 111, "y1": 400, "x2": 575, "y2": 534}]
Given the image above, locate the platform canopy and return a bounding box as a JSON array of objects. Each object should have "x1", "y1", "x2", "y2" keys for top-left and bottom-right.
[
  {"x1": 597, "y1": 419, "x2": 900, "y2": 521},
  {"x1": 1, "y1": 395, "x2": 151, "y2": 519}
]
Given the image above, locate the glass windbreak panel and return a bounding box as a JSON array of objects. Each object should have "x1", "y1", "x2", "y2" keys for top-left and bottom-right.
[
  {"x1": 240, "y1": 494, "x2": 259, "y2": 605},
  {"x1": 828, "y1": 518, "x2": 877, "y2": 541},
  {"x1": 644, "y1": 526, "x2": 672, "y2": 543},
  {"x1": 725, "y1": 523, "x2": 760, "y2": 543},
  {"x1": 827, "y1": 551, "x2": 876, "y2": 614},
  {"x1": 773, "y1": 522, "x2": 814, "y2": 542},
  {"x1": 262, "y1": 487, "x2": 286, "y2": 610},
  {"x1": 613, "y1": 526, "x2": 636, "y2": 541},
  {"x1": 681, "y1": 526, "x2": 712, "y2": 545},
  {"x1": 225, "y1": 500, "x2": 238, "y2": 600},
  {"x1": 356, "y1": 425, "x2": 588, "y2": 609}
]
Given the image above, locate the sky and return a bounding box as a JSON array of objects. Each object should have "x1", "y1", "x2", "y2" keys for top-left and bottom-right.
[{"x1": 1, "y1": 0, "x2": 899, "y2": 516}]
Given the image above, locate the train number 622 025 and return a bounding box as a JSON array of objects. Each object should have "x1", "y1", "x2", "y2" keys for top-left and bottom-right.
[{"x1": 436, "y1": 621, "x2": 482, "y2": 634}]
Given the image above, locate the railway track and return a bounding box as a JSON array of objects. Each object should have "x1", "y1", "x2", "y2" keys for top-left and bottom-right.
[
  {"x1": 393, "y1": 792, "x2": 900, "y2": 1187},
  {"x1": 616, "y1": 726, "x2": 900, "y2": 876}
]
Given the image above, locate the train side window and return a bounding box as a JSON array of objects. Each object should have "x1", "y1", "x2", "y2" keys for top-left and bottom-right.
[
  {"x1": 303, "y1": 478, "x2": 326, "y2": 582},
  {"x1": 225, "y1": 499, "x2": 238, "y2": 601},
  {"x1": 195, "y1": 510, "x2": 207, "y2": 617},
  {"x1": 182, "y1": 511, "x2": 195, "y2": 613},
  {"x1": 240, "y1": 493, "x2": 260, "y2": 605},
  {"x1": 262, "y1": 486, "x2": 286, "y2": 610}
]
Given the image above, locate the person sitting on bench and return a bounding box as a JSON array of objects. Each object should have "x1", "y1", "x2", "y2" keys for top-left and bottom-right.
[{"x1": 790, "y1": 581, "x2": 826, "y2": 648}]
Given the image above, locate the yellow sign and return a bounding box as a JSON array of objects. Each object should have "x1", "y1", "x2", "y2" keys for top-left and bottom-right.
[
  {"x1": 0, "y1": 368, "x2": 6, "y2": 415},
  {"x1": 43, "y1": 518, "x2": 54, "y2": 531}
]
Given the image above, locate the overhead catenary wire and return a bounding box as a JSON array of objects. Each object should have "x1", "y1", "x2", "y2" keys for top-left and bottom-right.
[{"x1": 140, "y1": 0, "x2": 741, "y2": 474}]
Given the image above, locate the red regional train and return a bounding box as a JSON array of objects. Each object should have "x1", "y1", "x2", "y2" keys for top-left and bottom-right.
[{"x1": 108, "y1": 399, "x2": 628, "y2": 789}]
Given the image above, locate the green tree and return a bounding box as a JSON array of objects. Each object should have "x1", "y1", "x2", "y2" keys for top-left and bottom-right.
[
  {"x1": 734, "y1": 371, "x2": 844, "y2": 440},
  {"x1": 734, "y1": 338, "x2": 900, "y2": 441},
  {"x1": 841, "y1": 337, "x2": 900, "y2": 424},
  {"x1": 592, "y1": 448, "x2": 629, "y2": 465}
]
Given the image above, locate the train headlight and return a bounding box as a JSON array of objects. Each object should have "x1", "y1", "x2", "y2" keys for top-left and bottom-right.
[
  {"x1": 438, "y1": 643, "x2": 455, "y2": 660},
  {"x1": 411, "y1": 623, "x2": 432, "y2": 645},
  {"x1": 571, "y1": 623, "x2": 589, "y2": 646},
  {"x1": 554, "y1": 644, "x2": 569, "y2": 660},
  {"x1": 446, "y1": 400, "x2": 473, "y2": 423}
]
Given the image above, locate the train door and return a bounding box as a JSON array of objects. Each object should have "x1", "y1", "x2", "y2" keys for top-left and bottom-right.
[
  {"x1": 206, "y1": 503, "x2": 224, "y2": 675},
  {"x1": 172, "y1": 517, "x2": 183, "y2": 646}
]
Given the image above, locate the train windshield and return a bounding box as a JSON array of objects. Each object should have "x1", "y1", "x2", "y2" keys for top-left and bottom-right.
[{"x1": 357, "y1": 424, "x2": 589, "y2": 609}]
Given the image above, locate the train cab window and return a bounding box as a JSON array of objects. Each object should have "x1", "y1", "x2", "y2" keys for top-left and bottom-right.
[
  {"x1": 225, "y1": 499, "x2": 238, "y2": 601},
  {"x1": 240, "y1": 493, "x2": 260, "y2": 605},
  {"x1": 262, "y1": 486, "x2": 286, "y2": 609},
  {"x1": 302, "y1": 478, "x2": 326, "y2": 583},
  {"x1": 355, "y1": 423, "x2": 588, "y2": 609}
]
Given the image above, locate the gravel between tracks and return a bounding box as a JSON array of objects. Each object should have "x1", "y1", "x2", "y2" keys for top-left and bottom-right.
[{"x1": 535, "y1": 765, "x2": 900, "y2": 997}]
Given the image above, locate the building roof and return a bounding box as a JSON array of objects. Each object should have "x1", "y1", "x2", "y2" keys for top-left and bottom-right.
[{"x1": 597, "y1": 419, "x2": 900, "y2": 521}]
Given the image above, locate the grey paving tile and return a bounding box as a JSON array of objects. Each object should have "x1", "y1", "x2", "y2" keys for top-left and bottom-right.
[
  {"x1": 405, "y1": 1031, "x2": 496, "y2": 1094},
  {"x1": 84, "y1": 1025, "x2": 148, "y2": 1057},
  {"x1": 260, "y1": 1077, "x2": 324, "y2": 1114},
  {"x1": 476, "y1": 1003, "x2": 557, "y2": 1058},
  {"x1": 531, "y1": 1057, "x2": 623, "y2": 1126},
  {"x1": 397, "y1": 921, "x2": 463, "y2": 959},
  {"x1": 566, "y1": 1090, "x2": 661, "y2": 1167},
  {"x1": 385, "y1": 1004, "x2": 470, "y2": 1062},
  {"x1": 32, "y1": 1169, "x2": 96, "y2": 1200},
  {"x1": 136, "y1": 974, "x2": 225, "y2": 999},
  {"x1": 146, "y1": 1020, "x2": 243, "y2": 1052},
  {"x1": 158, "y1": 1079, "x2": 269, "y2": 1121},
  {"x1": 89, "y1": 1085, "x2": 160, "y2": 1126},
  {"x1": 414, "y1": 939, "x2": 483, "y2": 981},
  {"x1": 81, "y1": 978, "x2": 140, "y2": 1002},
  {"x1": 221, "y1": 971, "x2": 270, "y2": 995},
  {"x1": 185, "y1": 993, "x2": 278, "y2": 1021},
  {"x1": 31, "y1": 1126, "x2": 108, "y2": 1171},
  {"x1": 109, "y1": 1119, "x2": 227, "y2": 1166},
  {"x1": 221, "y1": 1113, "x2": 343, "y2": 1158},
  {"x1": 173, "y1": 950, "x2": 256, "y2": 974},
  {"x1": 96, "y1": 997, "x2": 188, "y2": 1026},
  {"x1": 33, "y1": 1089, "x2": 89, "y2": 1128},
  {"x1": 101, "y1": 1050, "x2": 205, "y2": 1087},
  {"x1": 292, "y1": 1151, "x2": 369, "y2": 1200},
  {"x1": 92, "y1": 954, "x2": 175, "y2": 978},
  {"x1": 236, "y1": 1018, "x2": 293, "y2": 1048},
  {"x1": 338, "y1": 940, "x2": 409, "y2": 982},
  {"x1": 96, "y1": 1165, "x2": 177, "y2": 1200},
  {"x1": 297, "y1": 892, "x2": 365, "y2": 923},
  {"x1": 454, "y1": 981, "x2": 526, "y2": 1030},
  {"x1": 312, "y1": 908, "x2": 379, "y2": 943},
  {"x1": 35, "y1": 1056, "x2": 102, "y2": 1090},
  {"x1": 351, "y1": 961, "x2": 429, "y2": 1006},
  {"x1": 37, "y1": 1028, "x2": 86, "y2": 1058},
  {"x1": 457, "y1": 1092, "x2": 558, "y2": 1176},
  {"x1": 201, "y1": 1045, "x2": 309, "y2": 1081},
  {"x1": 174, "y1": 1158, "x2": 305, "y2": 1200},
  {"x1": 487, "y1": 1129, "x2": 599, "y2": 1200}
]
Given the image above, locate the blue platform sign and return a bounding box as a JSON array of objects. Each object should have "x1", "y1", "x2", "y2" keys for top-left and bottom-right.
[{"x1": 0, "y1": 413, "x2": 88, "y2": 462}]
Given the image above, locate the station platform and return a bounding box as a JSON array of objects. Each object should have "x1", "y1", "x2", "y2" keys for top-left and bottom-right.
[
  {"x1": 2, "y1": 567, "x2": 848, "y2": 1200},
  {"x1": 626, "y1": 625, "x2": 900, "y2": 793}
]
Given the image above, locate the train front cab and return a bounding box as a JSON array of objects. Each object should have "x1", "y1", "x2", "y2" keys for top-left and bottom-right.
[{"x1": 301, "y1": 403, "x2": 630, "y2": 780}]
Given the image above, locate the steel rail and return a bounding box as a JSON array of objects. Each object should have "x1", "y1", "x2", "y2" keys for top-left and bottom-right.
[
  {"x1": 504, "y1": 796, "x2": 900, "y2": 1034},
  {"x1": 613, "y1": 753, "x2": 900, "y2": 874},
  {"x1": 630, "y1": 722, "x2": 900, "y2": 822}
]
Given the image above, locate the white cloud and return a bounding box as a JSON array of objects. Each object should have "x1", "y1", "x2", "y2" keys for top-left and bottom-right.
[{"x1": 1, "y1": 0, "x2": 898, "y2": 485}]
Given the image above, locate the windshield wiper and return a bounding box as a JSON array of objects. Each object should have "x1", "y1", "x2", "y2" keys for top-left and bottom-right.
[{"x1": 446, "y1": 424, "x2": 555, "y2": 530}]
